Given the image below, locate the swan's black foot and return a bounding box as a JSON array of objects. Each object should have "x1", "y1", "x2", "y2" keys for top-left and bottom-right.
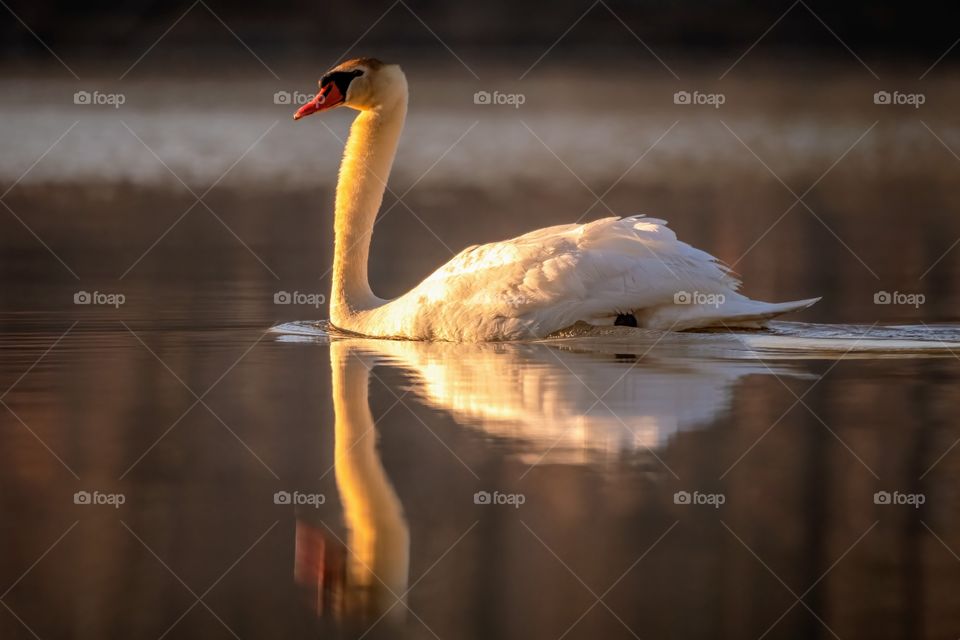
[{"x1": 614, "y1": 313, "x2": 638, "y2": 327}]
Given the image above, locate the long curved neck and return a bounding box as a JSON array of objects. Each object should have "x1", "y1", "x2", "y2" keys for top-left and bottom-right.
[{"x1": 331, "y1": 99, "x2": 407, "y2": 321}]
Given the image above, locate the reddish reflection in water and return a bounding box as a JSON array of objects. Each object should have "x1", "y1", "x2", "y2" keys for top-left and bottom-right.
[{"x1": 294, "y1": 520, "x2": 346, "y2": 618}]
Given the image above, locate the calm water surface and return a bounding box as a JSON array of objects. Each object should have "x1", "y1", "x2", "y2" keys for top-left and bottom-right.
[
  {"x1": 4, "y1": 67, "x2": 960, "y2": 639},
  {"x1": 4, "y1": 309, "x2": 960, "y2": 640}
]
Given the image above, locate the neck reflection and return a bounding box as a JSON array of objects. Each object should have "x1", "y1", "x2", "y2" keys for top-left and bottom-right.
[{"x1": 295, "y1": 341, "x2": 409, "y2": 625}]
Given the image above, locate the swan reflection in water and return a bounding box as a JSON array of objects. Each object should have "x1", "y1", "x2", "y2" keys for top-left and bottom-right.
[
  {"x1": 295, "y1": 341, "x2": 410, "y2": 624},
  {"x1": 290, "y1": 331, "x2": 806, "y2": 624},
  {"x1": 312, "y1": 332, "x2": 805, "y2": 464}
]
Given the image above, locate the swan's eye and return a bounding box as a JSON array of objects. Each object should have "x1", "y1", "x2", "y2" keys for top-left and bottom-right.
[{"x1": 322, "y1": 69, "x2": 365, "y2": 96}]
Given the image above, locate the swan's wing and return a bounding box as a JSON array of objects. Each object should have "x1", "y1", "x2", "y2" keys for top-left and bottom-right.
[{"x1": 389, "y1": 216, "x2": 753, "y2": 339}]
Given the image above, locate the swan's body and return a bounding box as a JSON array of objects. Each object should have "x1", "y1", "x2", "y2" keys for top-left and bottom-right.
[{"x1": 296, "y1": 58, "x2": 818, "y2": 342}]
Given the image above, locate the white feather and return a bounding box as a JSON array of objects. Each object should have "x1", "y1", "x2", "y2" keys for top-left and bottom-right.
[{"x1": 354, "y1": 215, "x2": 818, "y2": 340}]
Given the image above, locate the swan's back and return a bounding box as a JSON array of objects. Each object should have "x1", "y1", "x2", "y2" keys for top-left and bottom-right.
[{"x1": 352, "y1": 216, "x2": 816, "y2": 341}]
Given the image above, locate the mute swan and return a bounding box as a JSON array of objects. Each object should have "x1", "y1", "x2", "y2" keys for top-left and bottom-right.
[{"x1": 293, "y1": 57, "x2": 819, "y2": 341}]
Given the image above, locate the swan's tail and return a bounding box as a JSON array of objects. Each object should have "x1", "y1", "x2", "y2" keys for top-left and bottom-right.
[{"x1": 641, "y1": 296, "x2": 821, "y2": 331}]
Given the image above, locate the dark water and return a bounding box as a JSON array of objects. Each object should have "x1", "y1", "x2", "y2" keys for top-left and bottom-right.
[{"x1": 4, "y1": 67, "x2": 960, "y2": 639}]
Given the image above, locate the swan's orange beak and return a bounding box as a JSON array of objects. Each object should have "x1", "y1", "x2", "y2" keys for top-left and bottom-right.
[{"x1": 293, "y1": 82, "x2": 344, "y2": 120}]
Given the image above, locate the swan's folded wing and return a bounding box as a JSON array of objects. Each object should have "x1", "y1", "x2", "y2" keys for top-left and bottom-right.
[{"x1": 399, "y1": 216, "x2": 742, "y2": 339}]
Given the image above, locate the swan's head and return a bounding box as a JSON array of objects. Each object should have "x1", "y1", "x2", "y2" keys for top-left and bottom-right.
[{"x1": 293, "y1": 57, "x2": 406, "y2": 120}]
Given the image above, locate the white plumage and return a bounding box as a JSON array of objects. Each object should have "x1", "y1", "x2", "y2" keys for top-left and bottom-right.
[
  {"x1": 296, "y1": 58, "x2": 818, "y2": 342},
  {"x1": 355, "y1": 215, "x2": 817, "y2": 340}
]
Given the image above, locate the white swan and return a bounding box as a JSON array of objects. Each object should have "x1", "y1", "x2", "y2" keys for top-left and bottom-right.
[{"x1": 293, "y1": 57, "x2": 819, "y2": 341}]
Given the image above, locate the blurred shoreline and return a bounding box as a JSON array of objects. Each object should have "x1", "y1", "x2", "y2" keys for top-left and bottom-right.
[{"x1": 2, "y1": 59, "x2": 959, "y2": 191}]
